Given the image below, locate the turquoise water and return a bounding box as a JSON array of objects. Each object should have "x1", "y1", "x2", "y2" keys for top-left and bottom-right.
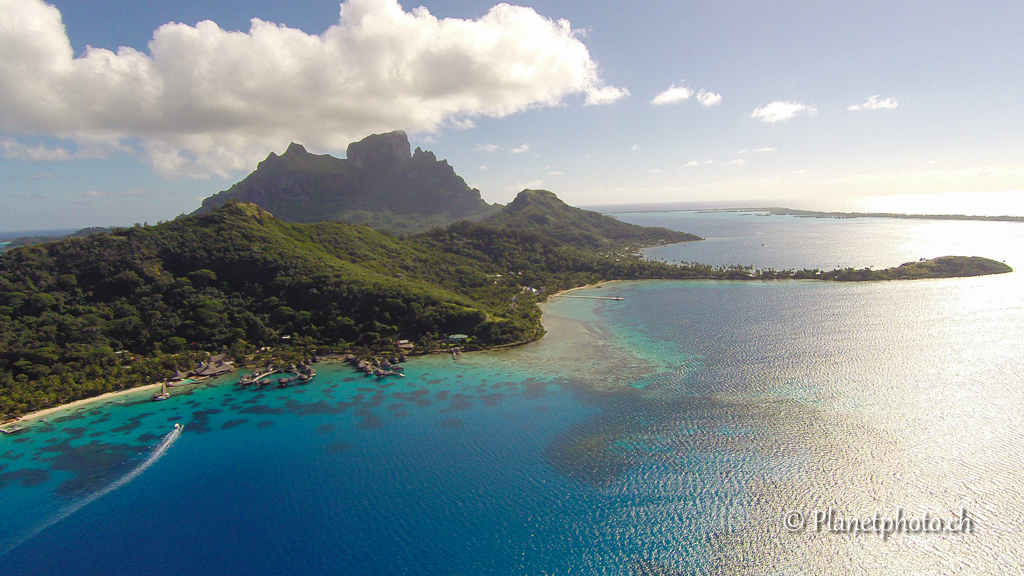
[{"x1": 2, "y1": 212, "x2": 1023, "y2": 574}]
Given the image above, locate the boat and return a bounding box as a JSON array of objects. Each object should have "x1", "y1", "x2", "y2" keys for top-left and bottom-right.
[
  {"x1": 174, "y1": 423, "x2": 183, "y2": 432},
  {"x1": 152, "y1": 382, "x2": 170, "y2": 401}
]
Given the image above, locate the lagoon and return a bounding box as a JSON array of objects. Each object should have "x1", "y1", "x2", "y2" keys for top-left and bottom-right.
[{"x1": 1, "y1": 211, "x2": 1022, "y2": 574}]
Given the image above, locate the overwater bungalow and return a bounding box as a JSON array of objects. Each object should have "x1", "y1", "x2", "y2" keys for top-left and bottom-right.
[{"x1": 189, "y1": 355, "x2": 235, "y2": 378}]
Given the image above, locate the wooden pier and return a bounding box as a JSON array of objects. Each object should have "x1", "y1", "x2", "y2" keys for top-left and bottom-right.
[
  {"x1": 247, "y1": 369, "x2": 298, "y2": 384},
  {"x1": 558, "y1": 295, "x2": 624, "y2": 301}
]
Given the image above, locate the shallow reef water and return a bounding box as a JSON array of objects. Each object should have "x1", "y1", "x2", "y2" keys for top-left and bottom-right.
[{"x1": 2, "y1": 212, "x2": 1023, "y2": 574}]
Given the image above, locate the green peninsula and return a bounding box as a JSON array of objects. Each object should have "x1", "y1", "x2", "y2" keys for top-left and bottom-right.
[{"x1": 0, "y1": 191, "x2": 702, "y2": 417}]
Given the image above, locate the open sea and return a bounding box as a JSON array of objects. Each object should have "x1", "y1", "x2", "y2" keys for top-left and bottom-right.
[{"x1": 2, "y1": 211, "x2": 1023, "y2": 575}]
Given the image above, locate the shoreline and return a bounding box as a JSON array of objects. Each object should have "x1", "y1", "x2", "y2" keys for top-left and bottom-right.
[
  {"x1": 603, "y1": 205, "x2": 1024, "y2": 223},
  {"x1": 0, "y1": 287, "x2": 614, "y2": 429},
  {"x1": 547, "y1": 280, "x2": 616, "y2": 298},
  {"x1": 2, "y1": 383, "x2": 166, "y2": 428},
  {"x1": 4, "y1": 257, "x2": 1002, "y2": 429}
]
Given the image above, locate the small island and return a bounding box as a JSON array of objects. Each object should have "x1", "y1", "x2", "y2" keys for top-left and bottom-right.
[{"x1": 809, "y1": 256, "x2": 1012, "y2": 281}]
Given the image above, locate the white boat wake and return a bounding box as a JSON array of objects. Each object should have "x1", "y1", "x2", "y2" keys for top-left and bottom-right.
[{"x1": 1, "y1": 424, "x2": 183, "y2": 557}]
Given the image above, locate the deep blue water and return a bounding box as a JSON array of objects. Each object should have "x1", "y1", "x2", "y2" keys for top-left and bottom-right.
[{"x1": 3, "y1": 212, "x2": 1023, "y2": 574}]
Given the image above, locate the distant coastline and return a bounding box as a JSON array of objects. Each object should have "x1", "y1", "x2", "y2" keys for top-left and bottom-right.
[{"x1": 604, "y1": 205, "x2": 1024, "y2": 223}]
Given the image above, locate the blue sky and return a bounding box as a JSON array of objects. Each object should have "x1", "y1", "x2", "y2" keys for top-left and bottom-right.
[{"x1": 2, "y1": 0, "x2": 1023, "y2": 231}]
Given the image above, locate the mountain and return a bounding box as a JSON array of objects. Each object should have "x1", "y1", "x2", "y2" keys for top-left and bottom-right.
[
  {"x1": 194, "y1": 131, "x2": 498, "y2": 233},
  {"x1": 485, "y1": 189, "x2": 700, "y2": 250}
]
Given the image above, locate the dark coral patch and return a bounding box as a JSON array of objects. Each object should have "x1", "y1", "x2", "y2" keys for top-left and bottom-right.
[
  {"x1": 480, "y1": 393, "x2": 506, "y2": 408},
  {"x1": 240, "y1": 405, "x2": 285, "y2": 416},
  {"x1": 0, "y1": 467, "x2": 50, "y2": 488},
  {"x1": 448, "y1": 394, "x2": 473, "y2": 411},
  {"x1": 355, "y1": 407, "x2": 384, "y2": 430},
  {"x1": 325, "y1": 442, "x2": 349, "y2": 454},
  {"x1": 110, "y1": 420, "x2": 141, "y2": 434},
  {"x1": 186, "y1": 409, "x2": 223, "y2": 434},
  {"x1": 38, "y1": 439, "x2": 143, "y2": 497}
]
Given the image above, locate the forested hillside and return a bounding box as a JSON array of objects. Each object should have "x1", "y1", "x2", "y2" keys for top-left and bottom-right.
[{"x1": 0, "y1": 190, "x2": 1010, "y2": 419}]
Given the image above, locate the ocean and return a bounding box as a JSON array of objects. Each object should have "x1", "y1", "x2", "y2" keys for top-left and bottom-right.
[{"x1": 1, "y1": 211, "x2": 1022, "y2": 574}]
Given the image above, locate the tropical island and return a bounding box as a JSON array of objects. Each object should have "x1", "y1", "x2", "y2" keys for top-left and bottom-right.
[
  {"x1": 757, "y1": 206, "x2": 1024, "y2": 223},
  {"x1": 0, "y1": 132, "x2": 1012, "y2": 420}
]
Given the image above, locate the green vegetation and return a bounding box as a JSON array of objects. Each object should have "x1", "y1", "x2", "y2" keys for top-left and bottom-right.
[
  {"x1": 0, "y1": 188, "x2": 1012, "y2": 420},
  {"x1": 0, "y1": 191, "x2": 701, "y2": 418},
  {"x1": 761, "y1": 207, "x2": 1024, "y2": 223},
  {"x1": 0, "y1": 227, "x2": 110, "y2": 253},
  {"x1": 798, "y1": 256, "x2": 1013, "y2": 281},
  {"x1": 485, "y1": 189, "x2": 700, "y2": 250}
]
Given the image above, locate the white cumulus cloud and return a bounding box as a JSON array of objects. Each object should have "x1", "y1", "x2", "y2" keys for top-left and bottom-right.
[
  {"x1": 753, "y1": 147, "x2": 777, "y2": 153},
  {"x1": 685, "y1": 160, "x2": 700, "y2": 167},
  {"x1": 651, "y1": 83, "x2": 694, "y2": 105},
  {"x1": 0, "y1": 0, "x2": 627, "y2": 177},
  {"x1": 510, "y1": 143, "x2": 531, "y2": 154},
  {"x1": 751, "y1": 101, "x2": 817, "y2": 123},
  {"x1": 585, "y1": 85, "x2": 629, "y2": 105},
  {"x1": 696, "y1": 89, "x2": 722, "y2": 106},
  {"x1": 83, "y1": 188, "x2": 164, "y2": 199},
  {"x1": 1, "y1": 138, "x2": 127, "y2": 161},
  {"x1": 505, "y1": 179, "x2": 543, "y2": 192},
  {"x1": 475, "y1": 143, "x2": 499, "y2": 152},
  {"x1": 726, "y1": 159, "x2": 746, "y2": 165},
  {"x1": 848, "y1": 95, "x2": 898, "y2": 111}
]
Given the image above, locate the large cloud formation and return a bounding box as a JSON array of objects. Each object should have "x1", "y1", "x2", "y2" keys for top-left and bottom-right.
[{"x1": 0, "y1": 0, "x2": 626, "y2": 177}]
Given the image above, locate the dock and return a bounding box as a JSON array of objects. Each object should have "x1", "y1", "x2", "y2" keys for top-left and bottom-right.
[
  {"x1": 558, "y1": 295, "x2": 624, "y2": 301},
  {"x1": 249, "y1": 369, "x2": 297, "y2": 383}
]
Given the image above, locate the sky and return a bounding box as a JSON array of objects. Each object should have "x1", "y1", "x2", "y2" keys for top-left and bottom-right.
[{"x1": 1, "y1": 0, "x2": 1023, "y2": 231}]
